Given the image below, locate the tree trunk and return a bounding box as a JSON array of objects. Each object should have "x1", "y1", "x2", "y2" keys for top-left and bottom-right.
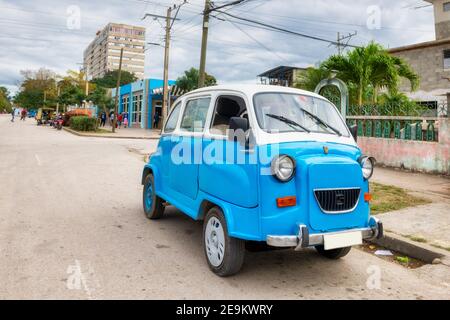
[
  {"x1": 358, "y1": 86, "x2": 363, "y2": 109},
  {"x1": 373, "y1": 86, "x2": 378, "y2": 104}
]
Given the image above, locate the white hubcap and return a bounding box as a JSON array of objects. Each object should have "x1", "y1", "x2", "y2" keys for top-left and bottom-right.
[{"x1": 205, "y1": 217, "x2": 225, "y2": 267}]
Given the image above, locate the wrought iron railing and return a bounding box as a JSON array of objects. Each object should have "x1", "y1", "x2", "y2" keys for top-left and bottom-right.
[
  {"x1": 347, "y1": 102, "x2": 448, "y2": 118},
  {"x1": 346, "y1": 116, "x2": 440, "y2": 142}
]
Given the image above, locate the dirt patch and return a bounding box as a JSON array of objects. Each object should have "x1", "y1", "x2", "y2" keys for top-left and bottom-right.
[{"x1": 358, "y1": 241, "x2": 427, "y2": 269}]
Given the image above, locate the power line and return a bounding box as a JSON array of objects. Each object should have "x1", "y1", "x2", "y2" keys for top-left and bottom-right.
[
  {"x1": 212, "y1": 10, "x2": 361, "y2": 48},
  {"x1": 216, "y1": 14, "x2": 290, "y2": 63}
]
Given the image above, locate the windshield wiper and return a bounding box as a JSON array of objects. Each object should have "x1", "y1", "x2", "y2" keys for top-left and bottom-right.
[
  {"x1": 298, "y1": 107, "x2": 342, "y2": 136},
  {"x1": 265, "y1": 114, "x2": 311, "y2": 133}
]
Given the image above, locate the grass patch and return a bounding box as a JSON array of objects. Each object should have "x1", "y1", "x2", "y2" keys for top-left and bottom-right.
[
  {"x1": 69, "y1": 127, "x2": 112, "y2": 134},
  {"x1": 370, "y1": 182, "x2": 430, "y2": 215},
  {"x1": 93, "y1": 128, "x2": 112, "y2": 134}
]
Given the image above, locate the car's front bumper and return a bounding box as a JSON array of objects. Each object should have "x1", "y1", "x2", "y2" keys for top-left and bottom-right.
[{"x1": 266, "y1": 217, "x2": 383, "y2": 251}]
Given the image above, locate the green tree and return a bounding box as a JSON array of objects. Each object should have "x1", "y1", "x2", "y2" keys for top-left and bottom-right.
[
  {"x1": 176, "y1": 68, "x2": 217, "y2": 92},
  {"x1": 295, "y1": 66, "x2": 332, "y2": 92},
  {"x1": 87, "y1": 86, "x2": 113, "y2": 114},
  {"x1": 58, "y1": 84, "x2": 86, "y2": 107},
  {"x1": 14, "y1": 68, "x2": 58, "y2": 109},
  {"x1": 322, "y1": 42, "x2": 419, "y2": 106},
  {"x1": 0, "y1": 86, "x2": 12, "y2": 112},
  {"x1": 92, "y1": 70, "x2": 137, "y2": 88},
  {"x1": 14, "y1": 89, "x2": 44, "y2": 110}
]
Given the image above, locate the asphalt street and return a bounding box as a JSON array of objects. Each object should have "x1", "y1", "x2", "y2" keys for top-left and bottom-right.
[{"x1": 0, "y1": 115, "x2": 448, "y2": 299}]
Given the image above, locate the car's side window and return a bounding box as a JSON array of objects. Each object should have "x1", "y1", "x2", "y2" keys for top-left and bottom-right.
[
  {"x1": 164, "y1": 102, "x2": 182, "y2": 134},
  {"x1": 180, "y1": 97, "x2": 211, "y2": 133},
  {"x1": 210, "y1": 95, "x2": 248, "y2": 136}
]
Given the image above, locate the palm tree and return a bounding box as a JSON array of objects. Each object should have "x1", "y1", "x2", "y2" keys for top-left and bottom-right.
[
  {"x1": 295, "y1": 66, "x2": 332, "y2": 92},
  {"x1": 176, "y1": 68, "x2": 217, "y2": 92},
  {"x1": 322, "y1": 42, "x2": 419, "y2": 106}
]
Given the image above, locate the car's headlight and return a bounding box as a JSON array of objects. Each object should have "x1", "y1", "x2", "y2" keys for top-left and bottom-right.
[
  {"x1": 271, "y1": 155, "x2": 296, "y2": 182},
  {"x1": 359, "y1": 156, "x2": 375, "y2": 180}
]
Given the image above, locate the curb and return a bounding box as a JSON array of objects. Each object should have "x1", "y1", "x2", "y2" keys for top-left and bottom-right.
[
  {"x1": 368, "y1": 231, "x2": 450, "y2": 266},
  {"x1": 63, "y1": 127, "x2": 161, "y2": 140}
]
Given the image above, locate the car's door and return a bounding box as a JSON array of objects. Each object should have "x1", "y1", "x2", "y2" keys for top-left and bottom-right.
[
  {"x1": 160, "y1": 100, "x2": 183, "y2": 180},
  {"x1": 200, "y1": 93, "x2": 258, "y2": 208},
  {"x1": 169, "y1": 95, "x2": 211, "y2": 200}
]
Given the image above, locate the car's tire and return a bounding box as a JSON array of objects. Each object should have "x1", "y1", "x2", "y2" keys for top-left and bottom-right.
[
  {"x1": 143, "y1": 174, "x2": 165, "y2": 220},
  {"x1": 203, "y1": 207, "x2": 245, "y2": 277},
  {"x1": 315, "y1": 246, "x2": 352, "y2": 259}
]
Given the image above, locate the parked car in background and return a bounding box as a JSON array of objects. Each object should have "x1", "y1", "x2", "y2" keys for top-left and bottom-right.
[
  {"x1": 28, "y1": 109, "x2": 37, "y2": 118},
  {"x1": 141, "y1": 85, "x2": 383, "y2": 277}
]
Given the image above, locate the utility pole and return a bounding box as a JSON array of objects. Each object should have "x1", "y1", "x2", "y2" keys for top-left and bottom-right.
[
  {"x1": 198, "y1": 0, "x2": 246, "y2": 87},
  {"x1": 113, "y1": 48, "x2": 124, "y2": 134},
  {"x1": 85, "y1": 66, "x2": 89, "y2": 96},
  {"x1": 198, "y1": 0, "x2": 211, "y2": 88},
  {"x1": 56, "y1": 85, "x2": 60, "y2": 115},
  {"x1": 162, "y1": 6, "x2": 172, "y2": 121},
  {"x1": 336, "y1": 31, "x2": 357, "y2": 55},
  {"x1": 142, "y1": 1, "x2": 185, "y2": 122}
]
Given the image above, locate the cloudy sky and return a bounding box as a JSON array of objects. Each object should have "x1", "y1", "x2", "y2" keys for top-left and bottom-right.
[{"x1": 0, "y1": 0, "x2": 436, "y2": 95}]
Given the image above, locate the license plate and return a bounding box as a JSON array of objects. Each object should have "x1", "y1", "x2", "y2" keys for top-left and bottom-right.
[{"x1": 323, "y1": 231, "x2": 363, "y2": 250}]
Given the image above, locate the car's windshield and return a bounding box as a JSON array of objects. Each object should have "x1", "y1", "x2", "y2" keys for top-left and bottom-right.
[{"x1": 253, "y1": 93, "x2": 349, "y2": 136}]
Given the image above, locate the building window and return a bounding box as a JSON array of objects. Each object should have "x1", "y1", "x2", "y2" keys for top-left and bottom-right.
[
  {"x1": 121, "y1": 95, "x2": 129, "y2": 113},
  {"x1": 444, "y1": 2, "x2": 450, "y2": 11},
  {"x1": 132, "y1": 92, "x2": 143, "y2": 124},
  {"x1": 444, "y1": 50, "x2": 450, "y2": 69}
]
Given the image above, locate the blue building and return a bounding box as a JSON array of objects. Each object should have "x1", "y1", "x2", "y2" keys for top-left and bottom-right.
[{"x1": 111, "y1": 78, "x2": 178, "y2": 129}]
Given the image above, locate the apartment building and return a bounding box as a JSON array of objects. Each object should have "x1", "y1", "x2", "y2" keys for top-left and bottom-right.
[
  {"x1": 83, "y1": 23, "x2": 146, "y2": 80},
  {"x1": 389, "y1": 0, "x2": 450, "y2": 115}
]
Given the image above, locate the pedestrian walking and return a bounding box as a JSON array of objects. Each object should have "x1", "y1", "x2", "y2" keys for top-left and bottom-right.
[
  {"x1": 153, "y1": 111, "x2": 160, "y2": 129},
  {"x1": 117, "y1": 113, "x2": 123, "y2": 129},
  {"x1": 100, "y1": 112, "x2": 106, "y2": 127},
  {"x1": 21, "y1": 109, "x2": 27, "y2": 121},
  {"x1": 123, "y1": 116, "x2": 128, "y2": 128},
  {"x1": 11, "y1": 107, "x2": 15, "y2": 122},
  {"x1": 109, "y1": 111, "x2": 115, "y2": 127}
]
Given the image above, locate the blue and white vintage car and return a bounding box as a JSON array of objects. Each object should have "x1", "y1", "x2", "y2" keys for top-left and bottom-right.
[{"x1": 142, "y1": 85, "x2": 383, "y2": 277}]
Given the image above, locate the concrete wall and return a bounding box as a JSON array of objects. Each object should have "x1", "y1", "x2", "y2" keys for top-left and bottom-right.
[
  {"x1": 391, "y1": 42, "x2": 450, "y2": 93},
  {"x1": 430, "y1": 0, "x2": 450, "y2": 39},
  {"x1": 357, "y1": 118, "x2": 450, "y2": 175}
]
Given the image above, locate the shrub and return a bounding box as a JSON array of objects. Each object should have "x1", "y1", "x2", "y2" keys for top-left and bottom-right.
[{"x1": 70, "y1": 116, "x2": 98, "y2": 132}]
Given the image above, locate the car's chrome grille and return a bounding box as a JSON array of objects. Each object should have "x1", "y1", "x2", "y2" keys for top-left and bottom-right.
[{"x1": 314, "y1": 188, "x2": 361, "y2": 214}]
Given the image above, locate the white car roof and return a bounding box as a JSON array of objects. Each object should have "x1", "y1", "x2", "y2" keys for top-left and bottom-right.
[{"x1": 185, "y1": 84, "x2": 328, "y2": 101}]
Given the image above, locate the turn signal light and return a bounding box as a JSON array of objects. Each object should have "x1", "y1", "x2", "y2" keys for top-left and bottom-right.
[
  {"x1": 364, "y1": 193, "x2": 372, "y2": 202},
  {"x1": 277, "y1": 196, "x2": 297, "y2": 208}
]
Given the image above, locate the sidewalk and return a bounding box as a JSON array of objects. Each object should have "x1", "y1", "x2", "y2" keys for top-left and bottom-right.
[
  {"x1": 64, "y1": 125, "x2": 161, "y2": 140},
  {"x1": 372, "y1": 167, "x2": 450, "y2": 257}
]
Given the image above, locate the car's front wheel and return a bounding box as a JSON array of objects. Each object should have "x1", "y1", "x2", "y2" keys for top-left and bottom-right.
[
  {"x1": 203, "y1": 207, "x2": 245, "y2": 277},
  {"x1": 143, "y1": 174, "x2": 165, "y2": 220},
  {"x1": 315, "y1": 246, "x2": 352, "y2": 259}
]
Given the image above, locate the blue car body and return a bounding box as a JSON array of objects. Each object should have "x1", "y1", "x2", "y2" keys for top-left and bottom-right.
[{"x1": 142, "y1": 85, "x2": 382, "y2": 251}]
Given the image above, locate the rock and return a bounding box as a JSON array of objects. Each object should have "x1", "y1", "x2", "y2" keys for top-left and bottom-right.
[{"x1": 432, "y1": 258, "x2": 442, "y2": 265}]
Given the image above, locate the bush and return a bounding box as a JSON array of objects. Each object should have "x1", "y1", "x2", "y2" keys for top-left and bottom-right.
[{"x1": 70, "y1": 116, "x2": 98, "y2": 132}]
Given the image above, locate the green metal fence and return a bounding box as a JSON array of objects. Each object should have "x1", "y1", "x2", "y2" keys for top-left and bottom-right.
[{"x1": 346, "y1": 116, "x2": 439, "y2": 142}]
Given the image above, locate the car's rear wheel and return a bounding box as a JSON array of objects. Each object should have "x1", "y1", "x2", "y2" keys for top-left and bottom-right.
[
  {"x1": 315, "y1": 246, "x2": 352, "y2": 259},
  {"x1": 203, "y1": 207, "x2": 245, "y2": 277},
  {"x1": 143, "y1": 174, "x2": 165, "y2": 220}
]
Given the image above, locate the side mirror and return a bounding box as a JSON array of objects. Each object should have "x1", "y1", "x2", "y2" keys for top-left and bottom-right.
[
  {"x1": 349, "y1": 124, "x2": 358, "y2": 142},
  {"x1": 228, "y1": 117, "x2": 249, "y2": 144}
]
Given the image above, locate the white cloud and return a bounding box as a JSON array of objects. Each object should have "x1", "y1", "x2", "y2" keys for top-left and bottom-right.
[{"x1": 0, "y1": 0, "x2": 435, "y2": 95}]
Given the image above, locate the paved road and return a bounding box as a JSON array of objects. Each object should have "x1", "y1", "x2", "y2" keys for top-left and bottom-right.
[{"x1": 0, "y1": 115, "x2": 449, "y2": 300}]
